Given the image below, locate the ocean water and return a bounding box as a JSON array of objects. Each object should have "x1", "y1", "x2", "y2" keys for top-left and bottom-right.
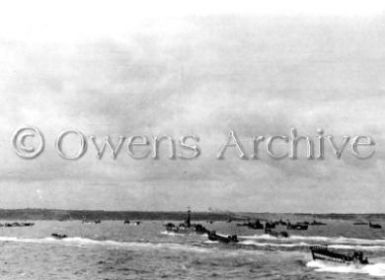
[{"x1": 0, "y1": 217, "x2": 385, "y2": 279}]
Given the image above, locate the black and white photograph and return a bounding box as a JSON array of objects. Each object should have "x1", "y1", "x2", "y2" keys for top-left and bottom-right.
[{"x1": 1, "y1": 0, "x2": 385, "y2": 279}]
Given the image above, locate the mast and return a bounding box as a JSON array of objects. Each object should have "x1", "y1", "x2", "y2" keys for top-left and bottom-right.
[{"x1": 185, "y1": 206, "x2": 191, "y2": 228}]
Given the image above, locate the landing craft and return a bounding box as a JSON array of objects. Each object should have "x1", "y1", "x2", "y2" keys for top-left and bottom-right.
[
  {"x1": 208, "y1": 231, "x2": 238, "y2": 244},
  {"x1": 264, "y1": 227, "x2": 289, "y2": 238},
  {"x1": 369, "y1": 221, "x2": 382, "y2": 229},
  {"x1": 51, "y1": 233, "x2": 68, "y2": 239},
  {"x1": 164, "y1": 208, "x2": 209, "y2": 234},
  {"x1": 237, "y1": 219, "x2": 264, "y2": 230},
  {"x1": 275, "y1": 219, "x2": 287, "y2": 226},
  {"x1": 265, "y1": 221, "x2": 277, "y2": 229},
  {"x1": 310, "y1": 245, "x2": 369, "y2": 265},
  {"x1": 310, "y1": 220, "x2": 326, "y2": 226},
  {"x1": 287, "y1": 221, "x2": 308, "y2": 230}
]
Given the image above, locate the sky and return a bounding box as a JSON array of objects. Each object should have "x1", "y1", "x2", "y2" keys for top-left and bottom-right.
[{"x1": 0, "y1": 1, "x2": 385, "y2": 212}]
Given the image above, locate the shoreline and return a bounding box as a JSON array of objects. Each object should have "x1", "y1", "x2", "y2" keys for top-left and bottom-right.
[{"x1": 0, "y1": 209, "x2": 383, "y2": 221}]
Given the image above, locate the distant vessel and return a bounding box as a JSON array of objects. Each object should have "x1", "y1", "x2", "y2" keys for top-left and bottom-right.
[
  {"x1": 274, "y1": 219, "x2": 287, "y2": 226},
  {"x1": 164, "y1": 208, "x2": 196, "y2": 234},
  {"x1": 164, "y1": 209, "x2": 212, "y2": 235},
  {"x1": 2, "y1": 222, "x2": 34, "y2": 227},
  {"x1": 264, "y1": 227, "x2": 289, "y2": 238},
  {"x1": 195, "y1": 224, "x2": 210, "y2": 235},
  {"x1": 237, "y1": 219, "x2": 264, "y2": 230},
  {"x1": 51, "y1": 233, "x2": 68, "y2": 239},
  {"x1": 369, "y1": 221, "x2": 382, "y2": 229},
  {"x1": 310, "y1": 245, "x2": 369, "y2": 265},
  {"x1": 310, "y1": 220, "x2": 326, "y2": 226},
  {"x1": 208, "y1": 231, "x2": 238, "y2": 243},
  {"x1": 287, "y1": 221, "x2": 308, "y2": 230}
]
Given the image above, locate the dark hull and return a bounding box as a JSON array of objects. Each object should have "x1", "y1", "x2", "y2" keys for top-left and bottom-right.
[
  {"x1": 51, "y1": 233, "x2": 67, "y2": 239},
  {"x1": 208, "y1": 232, "x2": 238, "y2": 243},
  {"x1": 287, "y1": 224, "x2": 308, "y2": 230},
  {"x1": 310, "y1": 246, "x2": 368, "y2": 265}
]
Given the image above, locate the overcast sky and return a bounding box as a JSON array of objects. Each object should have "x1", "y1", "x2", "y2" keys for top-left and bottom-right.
[{"x1": 0, "y1": 2, "x2": 385, "y2": 212}]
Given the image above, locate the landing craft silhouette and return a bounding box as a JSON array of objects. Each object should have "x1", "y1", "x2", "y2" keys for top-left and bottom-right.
[{"x1": 310, "y1": 245, "x2": 369, "y2": 265}]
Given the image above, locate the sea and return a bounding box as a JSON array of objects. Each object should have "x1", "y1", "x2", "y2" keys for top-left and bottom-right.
[{"x1": 1, "y1": 214, "x2": 385, "y2": 279}]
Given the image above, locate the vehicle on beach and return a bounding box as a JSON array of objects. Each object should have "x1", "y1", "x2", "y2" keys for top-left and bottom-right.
[{"x1": 310, "y1": 245, "x2": 369, "y2": 265}]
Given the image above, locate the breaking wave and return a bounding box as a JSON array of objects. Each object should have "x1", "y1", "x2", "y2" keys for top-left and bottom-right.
[
  {"x1": 240, "y1": 234, "x2": 385, "y2": 245},
  {"x1": 307, "y1": 260, "x2": 385, "y2": 277},
  {"x1": 160, "y1": 231, "x2": 184, "y2": 236},
  {"x1": 0, "y1": 236, "x2": 211, "y2": 253},
  {"x1": 238, "y1": 234, "x2": 385, "y2": 252}
]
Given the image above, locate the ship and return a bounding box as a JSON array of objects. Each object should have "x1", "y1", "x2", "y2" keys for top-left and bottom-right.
[
  {"x1": 310, "y1": 245, "x2": 369, "y2": 265},
  {"x1": 164, "y1": 208, "x2": 210, "y2": 234}
]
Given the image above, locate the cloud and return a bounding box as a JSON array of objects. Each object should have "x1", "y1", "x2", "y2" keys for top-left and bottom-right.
[{"x1": 0, "y1": 15, "x2": 383, "y2": 211}]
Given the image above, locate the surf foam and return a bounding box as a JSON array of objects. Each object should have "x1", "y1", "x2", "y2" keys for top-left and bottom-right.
[{"x1": 307, "y1": 260, "x2": 385, "y2": 277}]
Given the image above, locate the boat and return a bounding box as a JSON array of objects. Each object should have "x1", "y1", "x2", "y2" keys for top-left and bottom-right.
[
  {"x1": 208, "y1": 231, "x2": 238, "y2": 243},
  {"x1": 164, "y1": 208, "x2": 196, "y2": 234},
  {"x1": 275, "y1": 219, "x2": 287, "y2": 226},
  {"x1": 310, "y1": 245, "x2": 369, "y2": 265},
  {"x1": 310, "y1": 220, "x2": 326, "y2": 226},
  {"x1": 2, "y1": 221, "x2": 34, "y2": 227},
  {"x1": 21, "y1": 222, "x2": 35, "y2": 227},
  {"x1": 369, "y1": 221, "x2": 382, "y2": 229},
  {"x1": 51, "y1": 233, "x2": 68, "y2": 239},
  {"x1": 237, "y1": 219, "x2": 264, "y2": 230},
  {"x1": 195, "y1": 224, "x2": 210, "y2": 235},
  {"x1": 264, "y1": 227, "x2": 289, "y2": 238},
  {"x1": 287, "y1": 221, "x2": 308, "y2": 230},
  {"x1": 265, "y1": 221, "x2": 276, "y2": 229}
]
